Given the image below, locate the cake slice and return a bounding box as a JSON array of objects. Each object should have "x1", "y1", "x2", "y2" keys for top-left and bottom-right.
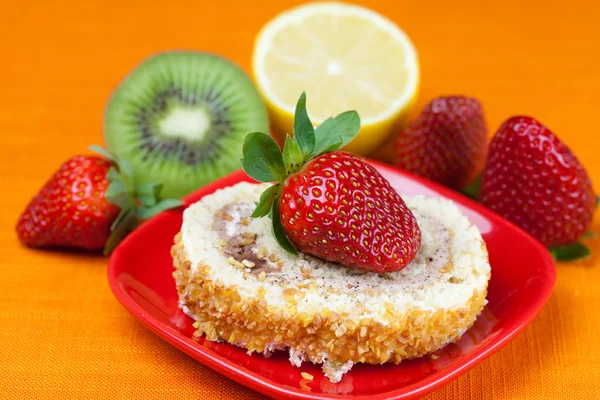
[{"x1": 172, "y1": 181, "x2": 490, "y2": 382}]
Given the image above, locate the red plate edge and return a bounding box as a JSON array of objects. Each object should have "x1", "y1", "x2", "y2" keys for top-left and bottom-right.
[{"x1": 107, "y1": 159, "x2": 556, "y2": 400}]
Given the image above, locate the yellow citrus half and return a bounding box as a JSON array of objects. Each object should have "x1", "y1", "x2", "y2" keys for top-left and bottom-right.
[{"x1": 252, "y1": 2, "x2": 420, "y2": 156}]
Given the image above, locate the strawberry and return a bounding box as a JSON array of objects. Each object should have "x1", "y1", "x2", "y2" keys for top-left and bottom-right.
[
  {"x1": 279, "y1": 151, "x2": 421, "y2": 271},
  {"x1": 480, "y1": 116, "x2": 595, "y2": 249},
  {"x1": 241, "y1": 93, "x2": 421, "y2": 272},
  {"x1": 394, "y1": 96, "x2": 487, "y2": 190},
  {"x1": 16, "y1": 146, "x2": 181, "y2": 254},
  {"x1": 17, "y1": 155, "x2": 118, "y2": 250}
]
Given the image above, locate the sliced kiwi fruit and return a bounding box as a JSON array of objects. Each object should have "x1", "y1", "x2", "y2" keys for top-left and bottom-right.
[{"x1": 104, "y1": 52, "x2": 269, "y2": 198}]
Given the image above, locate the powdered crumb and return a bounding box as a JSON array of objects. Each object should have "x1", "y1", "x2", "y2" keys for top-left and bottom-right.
[{"x1": 301, "y1": 372, "x2": 314, "y2": 381}]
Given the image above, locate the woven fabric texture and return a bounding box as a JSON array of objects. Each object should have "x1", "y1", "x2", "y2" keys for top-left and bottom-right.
[{"x1": 1, "y1": 0, "x2": 599, "y2": 398}]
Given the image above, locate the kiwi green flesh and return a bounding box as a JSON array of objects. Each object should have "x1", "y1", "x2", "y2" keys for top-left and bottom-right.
[{"x1": 104, "y1": 52, "x2": 269, "y2": 199}]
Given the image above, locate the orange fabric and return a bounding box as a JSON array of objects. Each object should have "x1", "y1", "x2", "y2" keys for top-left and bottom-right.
[{"x1": 1, "y1": 0, "x2": 599, "y2": 398}]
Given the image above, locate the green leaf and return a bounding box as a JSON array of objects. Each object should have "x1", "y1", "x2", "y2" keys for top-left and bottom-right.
[
  {"x1": 332, "y1": 111, "x2": 361, "y2": 147},
  {"x1": 116, "y1": 156, "x2": 135, "y2": 187},
  {"x1": 92, "y1": 144, "x2": 183, "y2": 254},
  {"x1": 241, "y1": 132, "x2": 286, "y2": 182},
  {"x1": 135, "y1": 198, "x2": 183, "y2": 220},
  {"x1": 103, "y1": 152, "x2": 135, "y2": 194},
  {"x1": 105, "y1": 174, "x2": 131, "y2": 210},
  {"x1": 549, "y1": 241, "x2": 591, "y2": 262},
  {"x1": 104, "y1": 209, "x2": 137, "y2": 255},
  {"x1": 136, "y1": 182, "x2": 162, "y2": 207},
  {"x1": 582, "y1": 231, "x2": 596, "y2": 239},
  {"x1": 251, "y1": 184, "x2": 280, "y2": 218},
  {"x1": 312, "y1": 111, "x2": 360, "y2": 156},
  {"x1": 462, "y1": 175, "x2": 482, "y2": 201},
  {"x1": 109, "y1": 207, "x2": 131, "y2": 234},
  {"x1": 293, "y1": 92, "x2": 315, "y2": 159},
  {"x1": 282, "y1": 136, "x2": 304, "y2": 174},
  {"x1": 312, "y1": 117, "x2": 341, "y2": 155},
  {"x1": 106, "y1": 166, "x2": 120, "y2": 183},
  {"x1": 322, "y1": 137, "x2": 344, "y2": 154},
  {"x1": 271, "y1": 198, "x2": 298, "y2": 256},
  {"x1": 89, "y1": 145, "x2": 115, "y2": 162}
]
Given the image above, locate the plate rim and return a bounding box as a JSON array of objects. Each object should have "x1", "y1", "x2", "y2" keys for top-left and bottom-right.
[{"x1": 107, "y1": 160, "x2": 556, "y2": 400}]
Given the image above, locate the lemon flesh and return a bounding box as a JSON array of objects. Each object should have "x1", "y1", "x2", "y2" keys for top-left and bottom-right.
[{"x1": 253, "y1": 2, "x2": 419, "y2": 155}]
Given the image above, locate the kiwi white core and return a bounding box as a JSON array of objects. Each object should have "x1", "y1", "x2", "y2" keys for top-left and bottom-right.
[{"x1": 158, "y1": 107, "x2": 211, "y2": 141}]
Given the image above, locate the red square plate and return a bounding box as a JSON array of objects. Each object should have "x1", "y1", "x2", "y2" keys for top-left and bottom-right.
[{"x1": 107, "y1": 160, "x2": 555, "y2": 399}]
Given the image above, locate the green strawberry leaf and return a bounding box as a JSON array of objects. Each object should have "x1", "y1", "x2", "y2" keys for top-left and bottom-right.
[
  {"x1": 322, "y1": 137, "x2": 344, "y2": 154},
  {"x1": 241, "y1": 132, "x2": 286, "y2": 182},
  {"x1": 549, "y1": 241, "x2": 591, "y2": 262},
  {"x1": 252, "y1": 183, "x2": 280, "y2": 218},
  {"x1": 312, "y1": 111, "x2": 360, "y2": 156},
  {"x1": 104, "y1": 209, "x2": 137, "y2": 256},
  {"x1": 89, "y1": 145, "x2": 116, "y2": 162},
  {"x1": 136, "y1": 182, "x2": 162, "y2": 207},
  {"x1": 135, "y1": 198, "x2": 183, "y2": 220},
  {"x1": 271, "y1": 198, "x2": 298, "y2": 256},
  {"x1": 332, "y1": 111, "x2": 361, "y2": 147},
  {"x1": 293, "y1": 92, "x2": 315, "y2": 159},
  {"x1": 91, "y1": 145, "x2": 182, "y2": 255},
  {"x1": 282, "y1": 135, "x2": 303, "y2": 174},
  {"x1": 105, "y1": 171, "x2": 132, "y2": 210},
  {"x1": 312, "y1": 117, "x2": 341, "y2": 155},
  {"x1": 109, "y1": 207, "x2": 131, "y2": 232},
  {"x1": 462, "y1": 175, "x2": 482, "y2": 201},
  {"x1": 116, "y1": 157, "x2": 135, "y2": 187},
  {"x1": 91, "y1": 145, "x2": 135, "y2": 186},
  {"x1": 106, "y1": 166, "x2": 121, "y2": 183}
]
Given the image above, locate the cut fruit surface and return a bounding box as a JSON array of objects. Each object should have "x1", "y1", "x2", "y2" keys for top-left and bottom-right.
[
  {"x1": 105, "y1": 52, "x2": 269, "y2": 199},
  {"x1": 252, "y1": 2, "x2": 419, "y2": 155}
]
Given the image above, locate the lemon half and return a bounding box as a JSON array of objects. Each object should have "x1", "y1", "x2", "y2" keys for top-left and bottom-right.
[{"x1": 252, "y1": 2, "x2": 419, "y2": 155}]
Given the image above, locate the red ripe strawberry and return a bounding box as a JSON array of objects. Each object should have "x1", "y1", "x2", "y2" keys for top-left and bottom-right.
[
  {"x1": 16, "y1": 147, "x2": 182, "y2": 254},
  {"x1": 17, "y1": 156, "x2": 119, "y2": 250},
  {"x1": 394, "y1": 96, "x2": 487, "y2": 190},
  {"x1": 279, "y1": 152, "x2": 421, "y2": 272},
  {"x1": 480, "y1": 116, "x2": 595, "y2": 247},
  {"x1": 241, "y1": 93, "x2": 422, "y2": 272}
]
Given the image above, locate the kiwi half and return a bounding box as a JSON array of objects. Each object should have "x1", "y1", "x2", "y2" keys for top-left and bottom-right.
[{"x1": 104, "y1": 52, "x2": 269, "y2": 198}]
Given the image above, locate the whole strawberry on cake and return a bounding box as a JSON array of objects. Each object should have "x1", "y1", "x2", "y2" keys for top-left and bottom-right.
[{"x1": 172, "y1": 93, "x2": 491, "y2": 382}]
